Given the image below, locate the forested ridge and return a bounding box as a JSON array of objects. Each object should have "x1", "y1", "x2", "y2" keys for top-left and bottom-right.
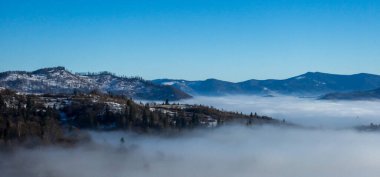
[{"x1": 0, "y1": 89, "x2": 281, "y2": 146}]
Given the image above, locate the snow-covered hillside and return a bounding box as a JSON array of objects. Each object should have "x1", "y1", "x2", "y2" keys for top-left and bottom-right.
[{"x1": 0, "y1": 67, "x2": 191, "y2": 100}]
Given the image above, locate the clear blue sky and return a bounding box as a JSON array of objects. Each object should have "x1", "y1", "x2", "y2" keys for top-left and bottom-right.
[{"x1": 0, "y1": 0, "x2": 379, "y2": 81}]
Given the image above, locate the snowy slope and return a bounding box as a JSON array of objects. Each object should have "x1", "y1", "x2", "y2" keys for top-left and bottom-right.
[{"x1": 0, "y1": 67, "x2": 191, "y2": 100}]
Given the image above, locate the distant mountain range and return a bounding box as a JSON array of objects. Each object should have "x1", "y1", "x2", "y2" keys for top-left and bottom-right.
[
  {"x1": 321, "y1": 88, "x2": 380, "y2": 100},
  {"x1": 2, "y1": 67, "x2": 380, "y2": 100},
  {"x1": 0, "y1": 67, "x2": 191, "y2": 100},
  {"x1": 153, "y1": 72, "x2": 380, "y2": 97}
]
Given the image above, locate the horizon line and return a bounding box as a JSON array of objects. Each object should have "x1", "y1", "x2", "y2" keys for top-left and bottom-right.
[{"x1": 0, "y1": 66, "x2": 378, "y2": 83}]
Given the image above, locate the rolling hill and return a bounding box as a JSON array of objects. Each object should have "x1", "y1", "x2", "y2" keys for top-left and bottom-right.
[{"x1": 0, "y1": 67, "x2": 191, "y2": 100}]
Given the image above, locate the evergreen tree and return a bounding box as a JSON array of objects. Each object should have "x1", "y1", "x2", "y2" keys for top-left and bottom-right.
[
  {"x1": 0, "y1": 95, "x2": 4, "y2": 111},
  {"x1": 142, "y1": 110, "x2": 149, "y2": 130}
]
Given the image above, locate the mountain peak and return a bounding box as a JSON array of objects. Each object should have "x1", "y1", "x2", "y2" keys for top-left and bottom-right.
[
  {"x1": 303, "y1": 71, "x2": 326, "y2": 76},
  {"x1": 205, "y1": 78, "x2": 220, "y2": 81},
  {"x1": 32, "y1": 66, "x2": 67, "y2": 74},
  {"x1": 43, "y1": 66, "x2": 66, "y2": 71}
]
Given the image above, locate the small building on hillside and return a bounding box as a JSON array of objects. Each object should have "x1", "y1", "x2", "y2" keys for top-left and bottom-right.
[{"x1": 200, "y1": 116, "x2": 218, "y2": 128}]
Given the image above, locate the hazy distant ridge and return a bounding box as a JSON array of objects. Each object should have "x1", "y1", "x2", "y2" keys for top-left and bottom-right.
[
  {"x1": 153, "y1": 72, "x2": 380, "y2": 96},
  {"x1": 321, "y1": 88, "x2": 380, "y2": 100}
]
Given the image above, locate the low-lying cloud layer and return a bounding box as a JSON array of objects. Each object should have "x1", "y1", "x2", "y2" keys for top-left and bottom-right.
[
  {"x1": 2, "y1": 127, "x2": 380, "y2": 177},
  {"x1": 181, "y1": 96, "x2": 380, "y2": 128},
  {"x1": 2, "y1": 96, "x2": 380, "y2": 177}
]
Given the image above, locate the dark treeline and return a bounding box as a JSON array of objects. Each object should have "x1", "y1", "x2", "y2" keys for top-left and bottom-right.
[
  {"x1": 0, "y1": 89, "x2": 281, "y2": 146},
  {"x1": 77, "y1": 71, "x2": 144, "y2": 81},
  {"x1": 0, "y1": 89, "x2": 63, "y2": 146}
]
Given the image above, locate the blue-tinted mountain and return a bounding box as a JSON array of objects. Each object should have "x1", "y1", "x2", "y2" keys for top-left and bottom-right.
[
  {"x1": 320, "y1": 88, "x2": 380, "y2": 100},
  {"x1": 153, "y1": 72, "x2": 380, "y2": 96},
  {"x1": 153, "y1": 78, "x2": 244, "y2": 96}
]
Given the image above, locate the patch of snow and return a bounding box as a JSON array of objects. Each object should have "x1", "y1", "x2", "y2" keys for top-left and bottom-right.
[
  {"x1": 162, "y1": 81, "x2": 176, "y2": 86},
  {"x1": 313, "y1": 80, "x2": 326, "y2": 86},
  {"x1": 105, "y1": 102, "x2": 125, "y2": 113},
  {"x1": 296, "y1": 76, "x2": 306, "y2": 80}
]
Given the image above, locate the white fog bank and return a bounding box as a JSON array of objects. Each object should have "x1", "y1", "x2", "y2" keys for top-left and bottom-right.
[
  {"x1": 2, "y1": 127, "x2": 380, "y2": 177},
  {"x1": 2, "y1": 96, "x2": 380, "y2": 177},
  {"x1": 180, "y1": 96, "x2": 380, "y2": 128}
]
